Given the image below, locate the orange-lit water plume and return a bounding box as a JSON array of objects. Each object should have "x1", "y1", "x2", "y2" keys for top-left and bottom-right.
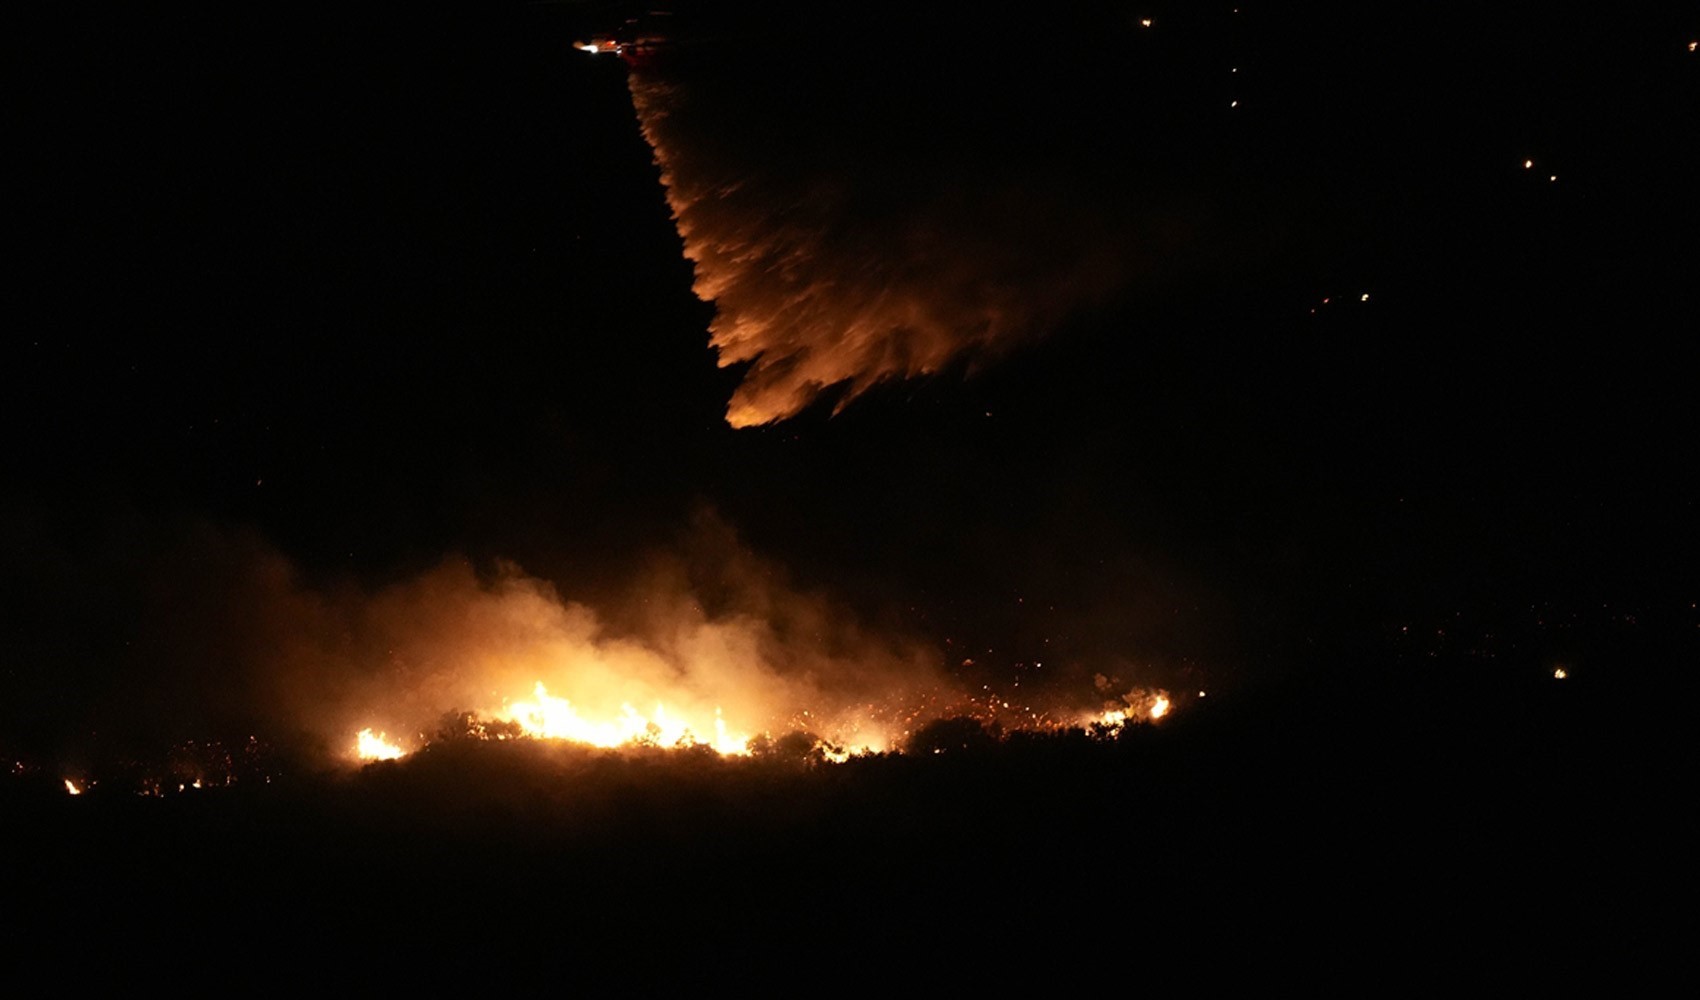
[{"x1": 626, "y1": 68, "x2": 1137, "y2": 427}]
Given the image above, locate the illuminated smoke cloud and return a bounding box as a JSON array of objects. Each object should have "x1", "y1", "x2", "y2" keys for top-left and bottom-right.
[
  {"x1": 625, "y1": 16, "x2": 1172, "y2": 426},
  {"x1": 95, "y1": 517, "x2": 946, "y2": 758}
]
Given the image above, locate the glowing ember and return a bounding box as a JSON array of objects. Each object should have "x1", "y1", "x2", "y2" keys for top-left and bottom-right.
[
  {"x1": 356, "y1": 728, "x2": 407, "y2": 761},
  {"x1": 64, "y1": 778, "x2": 82, "y2": 796}
]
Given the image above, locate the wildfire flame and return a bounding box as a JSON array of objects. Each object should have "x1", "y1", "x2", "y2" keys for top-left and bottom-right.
[
  {"x1": 501, "y1": 682, "x2": 752, "y2": 755},
  {"x1": 347, "y1": 679, "x2": 1180, "y2": 764},
  {"x1": 355, "y1": 728, "x2": 407, "y2": 761},
  {"x1": 1081, "y1": 688, "x2": 1174, "y2": 734},
  {"x1": 323, "y1": 536, "x2": 1189, "y2": 767},
  {"x1": 64, "y1": 778, "x2": 82, "y2": 796}
]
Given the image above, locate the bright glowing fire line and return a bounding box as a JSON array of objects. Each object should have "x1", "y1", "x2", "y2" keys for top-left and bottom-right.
[{"x1": 356, "y1": 728, "x2": 406, "y2": 761}]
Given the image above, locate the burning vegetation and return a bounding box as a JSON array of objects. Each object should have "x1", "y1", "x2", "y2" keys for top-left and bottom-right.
[
  {"x1": 6, "y1": 516, "x2": 1190, "y2": 796},
  {"x1": 347, "y1": 680, "x2": 1180, "y2": 766},
  {"x1": 18, "y1": 689, "x2": 1182, "y2": 803}
]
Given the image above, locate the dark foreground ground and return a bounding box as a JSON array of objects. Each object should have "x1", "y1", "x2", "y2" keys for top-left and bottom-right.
[{"x1": 6, "y1": 635, "x2": 1693, "y2": 987}]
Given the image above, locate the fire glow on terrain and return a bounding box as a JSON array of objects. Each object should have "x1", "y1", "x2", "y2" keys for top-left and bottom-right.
[{"x1": 353, "y1": 681, "x2": 1177, "y2": 763}]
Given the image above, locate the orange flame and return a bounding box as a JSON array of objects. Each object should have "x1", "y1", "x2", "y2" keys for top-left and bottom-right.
[
  {"x1": 500, "y1": 681, "x2": 752, "y2": 754},
  {"x1": 355, "y1": 728, "x2": 407, "y2": 761}
]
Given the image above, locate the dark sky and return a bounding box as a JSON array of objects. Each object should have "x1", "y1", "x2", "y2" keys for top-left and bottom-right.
[{"x1": 6, "y1": 2, "x2": 1697, "y2": 752}]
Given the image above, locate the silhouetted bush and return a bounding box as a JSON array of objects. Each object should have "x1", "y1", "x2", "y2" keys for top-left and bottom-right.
[{"x1": 906, "y1": 716, "x2": 998, "y2": 755}]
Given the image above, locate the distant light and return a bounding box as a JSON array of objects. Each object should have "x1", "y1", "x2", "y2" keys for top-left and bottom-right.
[
  {"x1": 1690, "y1": 41, "x2": 1697, "y2": 52},
  {"x1": 64, "y1": 779, "x2": 82, "y2": 796},
  {"x1": 1523, "y1": 159, "x2": 1534, "y2": 169},
  {"x1": 1553, "y1": 667, "x2": 1568, "y2": 680},
  {"x1": 1141, "y1": 19, "x2": 1153, "y2": 28},
  {"x1": 1360, "y1": 293, "x2": 1370, "y2": 302},
  {"x1": 1549, "y1": 175, "x2": 1557, "y2": 182}
]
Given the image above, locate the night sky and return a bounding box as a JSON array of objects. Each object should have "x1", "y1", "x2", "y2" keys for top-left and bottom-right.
[
  {"x1": 4, "y1": 1, "x2": 1697, "y2": 974},
  {"x1": 12, "y1": 2, "x2": 1695, "y2": 741}
]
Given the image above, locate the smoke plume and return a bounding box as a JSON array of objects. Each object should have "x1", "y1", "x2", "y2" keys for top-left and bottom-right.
[{"x1": 51, "y1": 514, "x2": 946, "y2": 760}]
